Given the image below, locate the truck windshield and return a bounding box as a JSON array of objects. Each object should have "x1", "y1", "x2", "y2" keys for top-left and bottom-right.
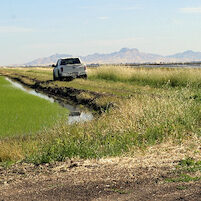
[{"x1": 61, "y1": 58, "x2": 81, "y2": 65}]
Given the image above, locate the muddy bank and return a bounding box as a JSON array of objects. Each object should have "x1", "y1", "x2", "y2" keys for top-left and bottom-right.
[{"x1": 1, "y1": 73, "x2": 114, "y2": 113}]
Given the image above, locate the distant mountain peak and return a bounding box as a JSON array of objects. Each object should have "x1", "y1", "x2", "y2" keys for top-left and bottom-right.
[
  {"x1": 120, "y1": 48, "x2": 130, "y2": 52},
  {"x1": 168, "y1": 49, "x2": 201, "y2": 60},
  {"x1": 24, "y1": 53, "x2": 72, "y2": 66},
  {"x1": 23, "y1": 48, "x2": 201, "y2": 66},
  {"x1": 120, "y1": 48, "x2": 139, "y2": 53},
  {"x1": 184, "y1": 50, "x2": 194, "y2": 53}
]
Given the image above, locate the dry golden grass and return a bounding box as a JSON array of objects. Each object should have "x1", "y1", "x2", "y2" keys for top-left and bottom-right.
[
  {"x1": 96, "y1": 138, "x2": 201, "y2": 169},
  {"x1": 0, "y1": 141, "x2": 24, "y2": 162},
  {"x1": 89, "y1": 66, "x2": 201, "y2": 87}
]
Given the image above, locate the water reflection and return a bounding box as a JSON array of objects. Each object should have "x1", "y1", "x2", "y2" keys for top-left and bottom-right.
[{"x1": 5, "y1": 77, "x2": 93, "y2": 124}]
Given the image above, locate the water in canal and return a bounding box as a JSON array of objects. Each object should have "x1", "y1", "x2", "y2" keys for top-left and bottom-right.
[{"x1": 5, "y1": 77, "x2": 93, "y2": 124}]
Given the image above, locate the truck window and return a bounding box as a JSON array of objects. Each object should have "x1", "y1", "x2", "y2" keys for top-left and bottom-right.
[{"x1": 61, "y1": 58, "x2": 81, "y2": 65}]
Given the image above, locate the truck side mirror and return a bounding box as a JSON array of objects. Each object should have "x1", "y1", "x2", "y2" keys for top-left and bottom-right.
[{"x1": 52, "y1": 64, "x2": 56, "y2": 67}]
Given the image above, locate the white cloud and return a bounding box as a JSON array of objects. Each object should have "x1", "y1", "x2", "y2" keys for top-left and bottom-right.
[
  {"x1": 180, "y1": 7, "x2": 201, "y2": 13},
  {"x1": 118, "y1": 6, "x2": 142, "y2": 11},
  {"x1": 0, "y1": 26, "x2": 33, "y2": 33},
  {"x1": 81, "y1": 5, "x2": 142, "y2": 11},
  {"x1": 97, "y1": 16, "x2": 109, "y2": 20}
]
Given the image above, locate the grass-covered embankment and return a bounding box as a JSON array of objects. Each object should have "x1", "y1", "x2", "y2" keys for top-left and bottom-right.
[
  {"x1": 0, "y1": 76, "x2": 68, "y2": 138},
  {"x1": 0, "y1": 66, "x2": 200, "y2": 164}
]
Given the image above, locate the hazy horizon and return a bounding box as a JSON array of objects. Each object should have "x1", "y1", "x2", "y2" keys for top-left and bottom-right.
[{"x1": 1, "y1": 0, "x2": 201, "y2": 65}]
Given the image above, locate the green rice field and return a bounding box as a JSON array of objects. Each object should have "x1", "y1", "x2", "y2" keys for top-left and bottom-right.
[{"x1": 0, "y1": 76, "x2": 68, "y2": 138}]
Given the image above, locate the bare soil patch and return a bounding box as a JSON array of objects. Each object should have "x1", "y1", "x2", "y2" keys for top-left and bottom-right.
[{"x1": 1, "y1": 143, "x2": 200, "y2": 201}]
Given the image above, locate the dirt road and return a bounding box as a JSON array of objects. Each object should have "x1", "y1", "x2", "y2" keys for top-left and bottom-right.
[{"x1": 1, "y1": 143, "x2": 200, "y2": 201}]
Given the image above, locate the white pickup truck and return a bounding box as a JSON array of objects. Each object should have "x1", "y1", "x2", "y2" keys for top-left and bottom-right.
[{"x1": 52, "y1": 58, "x2": 87, "y2": 81}]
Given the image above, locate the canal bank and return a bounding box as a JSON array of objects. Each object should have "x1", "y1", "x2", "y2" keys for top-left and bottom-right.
[{"x1": 0, "y1": 71, "x2": 114, "y2": 114}]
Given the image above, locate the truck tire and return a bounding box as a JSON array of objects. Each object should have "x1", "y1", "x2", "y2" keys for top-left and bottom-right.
[
  {"x1": 58, "y1": 72, "x2": 63, "y2": 81},
  {"x1": 53, "y1": 72, "x2": 57, "y2": 81},
  {"x1": 83, "y1": 74, "x2": 88, "y2": 79}
]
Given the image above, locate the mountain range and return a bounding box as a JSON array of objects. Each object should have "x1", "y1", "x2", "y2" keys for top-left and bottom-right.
[{"x1": 23, "y1": 48, "x2": 201, "y2": 66}]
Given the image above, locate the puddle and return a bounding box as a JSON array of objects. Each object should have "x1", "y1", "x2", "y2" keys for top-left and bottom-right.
[{"x1": 5, "y1": 77, "x2": 93, "y2": 124}]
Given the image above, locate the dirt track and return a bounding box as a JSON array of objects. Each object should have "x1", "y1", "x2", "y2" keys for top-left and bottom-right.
[
  {"x1": 0, "y1": 160, "x2": 200, "y2": 201},
  {"x1": 1, "y1": 143, "x2": 201, "y2": 201}
]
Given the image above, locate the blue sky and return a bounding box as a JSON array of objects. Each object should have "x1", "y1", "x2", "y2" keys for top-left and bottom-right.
[{"x1": 1, "y1": 0, "x2": 201, "y2": 65}]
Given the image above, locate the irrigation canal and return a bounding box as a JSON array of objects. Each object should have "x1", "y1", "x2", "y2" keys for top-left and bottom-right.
[{"x1": 5, "y1": 77, "x2": 93, "y2": 124}]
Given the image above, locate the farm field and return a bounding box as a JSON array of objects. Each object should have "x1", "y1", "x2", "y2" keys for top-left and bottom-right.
[
  {"x1": 0, "y1": 76, "x2": 68, "y2": 138},
  {"x1": 0, "y1": 66, "x2": 200, "y2": 161},
  {"x1": 0, "y1": 66, "x2": 200, "y2": 200}
]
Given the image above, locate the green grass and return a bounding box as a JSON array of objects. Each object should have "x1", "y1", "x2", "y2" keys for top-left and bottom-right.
[
  {"x1": 177, "y1": 158, "x2": 201, "y2": 173},
  {"x1": 0, "y1": 76, "x2": 68, "y2": 138},
  {"x1": 28, "y1": 91, "x2": 201, "y2": 164},
  {"x1": 0, "y1": 66, "x2": 200, "y2": 164},
  {"x1": 176, "y1": 186, "x2": 188, "y2": 190},
  {"x1": 166, "y1": 174, "x2": 201, "y2": 183},
  {"x1": 165, "y1": 158, "x2": 201, "y2": 183}
]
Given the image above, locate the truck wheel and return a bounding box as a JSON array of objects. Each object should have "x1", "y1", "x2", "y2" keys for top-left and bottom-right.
[
  {"x1": 53, "y1": 73, "x2": 57, "y2": 81},
  {"x1": 58, "y1": 73, "x2": 63, "y2": 81},
  {"x1": 53, "y1": 73, "x2": 58, "y2": 81},
  {"x1": 83, "y1": 74, "x2": 88, "y2": 79}
]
